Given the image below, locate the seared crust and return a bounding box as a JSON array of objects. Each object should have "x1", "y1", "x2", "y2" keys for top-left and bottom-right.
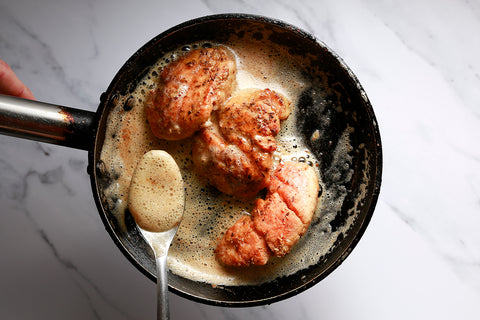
[
  {"x1": 193, "y1": 124, "x2": 269, "y2": 198},
  {"x1": 269, "y1": 161, "x2": 319, "y2": 228},
  {"x1": 214, "y1": 215, "x2": 271, "y2": 267},
  {"x1": 145, "y1": 46, "x2": 236, "y2": 140},
  {"x1": 252, "y1": 193, "x2": 304, "y2": 257},
  {"x1": 219, "y1": 88, "x2": 290, "y2": 155},
  {"x1": 215, "y1": 161, "x2": 319, "y2": 266},
  {"x1": 193, "y1": 88, "x2": 291, "y2": 197}
]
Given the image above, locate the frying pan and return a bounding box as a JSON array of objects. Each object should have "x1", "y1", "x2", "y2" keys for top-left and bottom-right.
[{"x1": 0, "y1": 14, "x2": 382, "y2": 307}]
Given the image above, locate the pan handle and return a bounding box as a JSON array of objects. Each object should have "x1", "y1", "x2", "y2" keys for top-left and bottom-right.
[{"x1": 0, "y1": 94, "x2": 96, "y2": 151}]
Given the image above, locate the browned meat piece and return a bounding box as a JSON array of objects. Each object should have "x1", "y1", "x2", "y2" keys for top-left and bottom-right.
[
  {"x1": 192, "y1": 88, "x2": 291, "y2": 197},
  {"x1": 252, "y1": 162, "x2": 319, "y2": 257},
  {"x1": 214, "y1": 215, "x2": 271, "y2": 267},
  {"x1": 192, "y1": 124, "x2": 268, "y2": 198},
  {"x1": 268, "y1": 161, "x2": 320, "y2": 228},
  {"x1": 145, "y1": 46, "x2": 237, "y2": 140},
  {"x1": 216, "y1": 161, "x2": 319, "y2": 266},
  {"x1": 252, "y1": 192, "x2": 304, "y2": 257},
  {"x1": 219, "y1": 88, "x2": 290, "y2": 156}
]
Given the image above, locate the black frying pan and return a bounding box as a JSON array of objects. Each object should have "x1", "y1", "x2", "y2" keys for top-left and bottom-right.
[{"x1": 0, "y1": 14, "x2": 382, "y2": 307}]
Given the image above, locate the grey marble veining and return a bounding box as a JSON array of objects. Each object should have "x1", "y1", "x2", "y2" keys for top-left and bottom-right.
[{"x1": 1, "y1": 0, "x2": 480, "y2": 319}]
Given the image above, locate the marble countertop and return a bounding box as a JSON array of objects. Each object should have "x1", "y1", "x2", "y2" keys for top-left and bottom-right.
[{"x1": 1, "y1": 0, "x2": 479, "y2": 319}]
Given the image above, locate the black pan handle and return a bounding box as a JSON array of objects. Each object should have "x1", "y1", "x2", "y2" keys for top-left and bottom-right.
[{"x1": 0, "y1": 94, "x2": 96, "y2": 151}]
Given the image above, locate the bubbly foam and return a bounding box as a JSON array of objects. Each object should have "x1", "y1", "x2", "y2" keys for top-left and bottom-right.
[{"x1": 128, "y1": 150, "x2": 184, "y2": 232}]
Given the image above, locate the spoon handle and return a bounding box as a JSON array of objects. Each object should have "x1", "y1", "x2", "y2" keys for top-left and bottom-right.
[{"x1": 156, "y1": 254, "x2": 170, "y2": 320}]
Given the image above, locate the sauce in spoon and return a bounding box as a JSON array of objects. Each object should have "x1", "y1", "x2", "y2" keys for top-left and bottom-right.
[{"x1": 128, "y1": 150, "x2": 185, "y2": 233}]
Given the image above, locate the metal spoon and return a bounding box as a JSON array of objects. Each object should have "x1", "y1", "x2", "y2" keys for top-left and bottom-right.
[
  {"x1": 128, "y1": 150, "x2": 185, "y2": 320},
  {"x1": 138, "y1": 226, "x2": 183, "y2": 320}
]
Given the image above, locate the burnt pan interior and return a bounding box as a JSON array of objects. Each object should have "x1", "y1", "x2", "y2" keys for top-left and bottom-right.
[{"x1": 90, "y1": 14, "x2": 382, "y2": 306}]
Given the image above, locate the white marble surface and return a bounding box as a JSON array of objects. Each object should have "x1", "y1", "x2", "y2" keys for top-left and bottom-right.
[{"x1": 1, "y1": 0, "x2": 479, "y2": 319}]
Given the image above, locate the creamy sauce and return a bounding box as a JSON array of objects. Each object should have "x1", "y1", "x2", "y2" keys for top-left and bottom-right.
[
  {"x1": 128, "y1": 150, "x2": 184, "y2": 233},
  {"x1": 99, "y1": 37, "x2": 360, "y2": 286}
]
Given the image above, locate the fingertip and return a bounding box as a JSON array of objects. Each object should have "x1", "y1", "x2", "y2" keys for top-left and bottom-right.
[
  {"x1": 0, "y1": 59, "x2": 35, "y2": 100},
  {"x1": 18, "y1": 86, "x2": 35, "y2": 100}
]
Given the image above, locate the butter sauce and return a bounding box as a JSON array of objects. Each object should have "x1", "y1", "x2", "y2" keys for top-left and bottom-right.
[{"x1": 128, "y1": 150, "x2": 184, "y2": 233}]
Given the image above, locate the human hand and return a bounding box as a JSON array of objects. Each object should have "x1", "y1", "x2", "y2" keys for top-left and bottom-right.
[{"x1": 0, "y1": 59, "x2": 35, "y2": 100}]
